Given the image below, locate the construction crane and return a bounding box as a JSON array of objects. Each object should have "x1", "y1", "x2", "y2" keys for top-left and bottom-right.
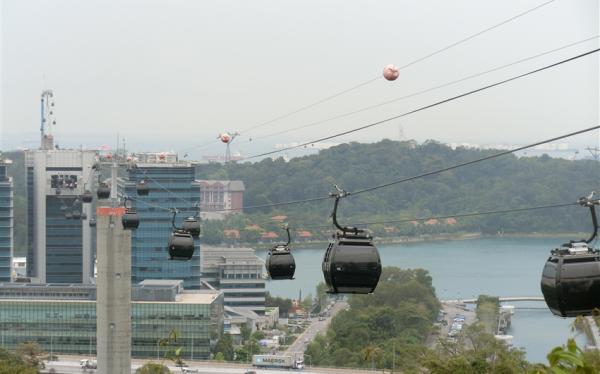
[{"x1": 40, "y1": 90, "x2": 56, "y2": 150}]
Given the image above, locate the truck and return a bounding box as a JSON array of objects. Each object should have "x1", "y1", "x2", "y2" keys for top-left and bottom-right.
[
  {"x1": 80, "y1": 359, "x2": 97, "y2": 369},
  {"x1": 252, "y1": 354, "x2": 303, "y2": 369}
]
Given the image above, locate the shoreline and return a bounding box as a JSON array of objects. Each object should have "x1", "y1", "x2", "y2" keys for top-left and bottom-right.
[{"x1": 249, "y1": 231, "x2": 587, "y2": 251}]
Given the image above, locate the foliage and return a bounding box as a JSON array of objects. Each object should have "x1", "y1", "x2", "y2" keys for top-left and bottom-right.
[
  {"x1": 265, "y1": 292, "x2": 293, "y2": 317},
  {"x1": 545, "y1": 338, "x2": 599, "y2": 373},
  {"x1": 192, "y1": 140, "x2": 598, "y2": 244},
  {"x1": 475, "y1": 295, "x2": 500, "y2": 333},
  {"x1": 159, "y1": 329, "x2": 185, "y2": 369},
  {"x1": 213, "y1": 333, "x2": 234, "y2": 361},
  {"x1": 135, "y1": 362, "x2": 171, "y2": 374},
  {"x1": 15, "y1": 342, "x2": 46, "y2": 369},
  {"x1": 305, "y1": 266, "x2": 439, "y2": 370},
  {"x1": 0, "y1": 347, "x2": 38, "y2": 374},
  {"x1": 422, "y1": 324, "x2": 531, "y2": 373}
]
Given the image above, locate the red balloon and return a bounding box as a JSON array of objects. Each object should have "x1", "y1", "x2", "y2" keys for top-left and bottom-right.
[{"x1": 383, "y1": 64, "x2": 400, "y2": 81}]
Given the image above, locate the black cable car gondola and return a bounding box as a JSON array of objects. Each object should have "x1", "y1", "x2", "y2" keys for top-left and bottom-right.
[
  {"x1": 72, "y1": 210, "x2": 81, "y2": 220},
  {"x1": 182, "y1": 216, "x2": 201, "y2": 239},
  {"x1": 136, "y1": 180, "x2": 149, "y2": 196},
  {"x1": 167, "y1": 209, "x2": 195, "y2": 260},
  {"x1": 322, "y1": 187, "x2": 382, "y2": 294},
  {"x1": 122, "y1": 208, "x2": 139, "y2": 229},
  {"x1": 97, "y1": 183, "x2": 110, "y2": 199},
  {"x1": 89, "y1": 218, "x2": 97, "y2": 227},
  {"x1": 64, "y1": 211, "x2": 73, "y2": 219},
  {"x1": 81, "y1": 189, "x2": 93, "y2": 203},
  {"x1": 121, "y1": 198, "x2": 139, "y2": 230},
  {"x1": 266, "y1": 225, "x2": 296, "y2": 280},
  {"x1": 541, "y1": 193, "x2": 600, "y2": 317}
]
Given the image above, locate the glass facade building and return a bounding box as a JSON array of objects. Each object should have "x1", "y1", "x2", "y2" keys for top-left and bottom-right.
[
  {"x1": 0, "y1": 162, "x2": 13, "y2": 282},
  {"x1": 119, "y1": 153, "x2": 201, "y2": 289},
  {"x1": 0, "y1": 282, "x2": 223, "y2": 359},
  {"x1": 25, "y1": 150, "x2": 95, "y2": 283}
]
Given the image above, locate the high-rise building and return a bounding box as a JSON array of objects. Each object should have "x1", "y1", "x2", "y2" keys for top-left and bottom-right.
[
  {"x1": 118, "y1": 152, "x2": 201, "y2": 289},
  {"x1": 196, "y1": 180, "x2": 245, "y2": 218},
  {"x1": 0, "y1": 159, "x2": 14, "y2": 282},
  {"x1": 26, "y1": 149, "x2": 96, "y2": 283}
]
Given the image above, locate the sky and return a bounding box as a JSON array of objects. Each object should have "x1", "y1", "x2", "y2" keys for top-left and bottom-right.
[{"x1": 1, "y1": 0, "x2": 598, "y2": 160}]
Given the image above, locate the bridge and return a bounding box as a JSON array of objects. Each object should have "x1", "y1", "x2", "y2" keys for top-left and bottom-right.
[{"x1": 442, "y1": 296, "x2": 545, "y2": 304}]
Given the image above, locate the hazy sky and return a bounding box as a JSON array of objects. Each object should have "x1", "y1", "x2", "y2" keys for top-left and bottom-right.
[{"x1": 1, "y1": 0, "x2": 598, "y2": 159}]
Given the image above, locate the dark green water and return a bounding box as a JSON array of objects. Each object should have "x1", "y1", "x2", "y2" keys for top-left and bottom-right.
[{"x1": 263, "y1": 236, "x2": 587, "y2": 363}]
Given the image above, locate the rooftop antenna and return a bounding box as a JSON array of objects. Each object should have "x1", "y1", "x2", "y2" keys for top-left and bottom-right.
[{"x1": 40, "y1": 90, "x2": 56, "y2": 150}]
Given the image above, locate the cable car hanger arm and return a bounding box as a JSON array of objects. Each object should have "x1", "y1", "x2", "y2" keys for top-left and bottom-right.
[
  {"x1": 578, "y1": 192, "x2": 599, "y2": 243},
  {"x1": 329, "y1": 185, "x2": 362, "y2": 234}
]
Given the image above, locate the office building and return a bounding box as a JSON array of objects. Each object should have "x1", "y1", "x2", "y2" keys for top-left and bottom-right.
[
  {"x1": 118, "y1": 152, "x2": 201, "y2": 289},
  {"x1": 201, "y1": 246, "x2": 266, "y2": 315},
  {"x1": 25, "y1": 149, "x2": 96, "y2": 283},
  {"x1": 0, "y1": 159, "x2": 13, "y2": 282},
  {"x1": 196, "y1": 180, "x2": 245, "y2": 218},
  {"x1": 0, "y1": 280, "x2": 223, "y2": 359}
]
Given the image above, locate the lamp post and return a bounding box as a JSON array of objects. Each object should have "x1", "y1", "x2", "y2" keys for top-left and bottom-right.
[{"x1": 304, "y1": 354, "x2": 312, "y2": 368}]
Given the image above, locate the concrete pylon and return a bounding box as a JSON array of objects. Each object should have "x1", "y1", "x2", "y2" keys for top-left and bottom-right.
[{"x1": 96, "y1": 206, "x2": 131, "y2": 373}]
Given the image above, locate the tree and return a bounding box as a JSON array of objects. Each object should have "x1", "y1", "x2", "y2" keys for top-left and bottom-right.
[
  {"x1": 159, "y1": 329, "x2": 186, "y2": 370},
  {"x1": 135, "y1": 362, "x2": 171, "y2": 374},
  {"x1": 214, "y1": 333, "x2": 234, "y2": 361},
  {"x1": 0, "y1": 347, "x2": 38, "y2": 374},
  {"x1": 15, "y1": 342, "x2": 46, "y2": 369},
  {"x1": 240, "y1": 325, "x2": 252, "y2": 343}
]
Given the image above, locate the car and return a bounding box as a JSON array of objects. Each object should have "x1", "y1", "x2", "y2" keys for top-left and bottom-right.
[{"x1": 244, "y1": 370, "x2": 258, "y2": 374}]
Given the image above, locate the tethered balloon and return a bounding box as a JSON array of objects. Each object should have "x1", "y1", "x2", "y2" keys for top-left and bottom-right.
[{"x1": 383, "y1": 64, "x2": 399, "y2": 81}]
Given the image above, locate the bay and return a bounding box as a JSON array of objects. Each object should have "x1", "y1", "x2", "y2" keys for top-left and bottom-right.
[{"x1": 261, "y1": 236, "x2": 585, "y2": 363}]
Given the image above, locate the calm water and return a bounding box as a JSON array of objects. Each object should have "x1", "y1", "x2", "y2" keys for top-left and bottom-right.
[{"x1": 262, "y1": 236, "x2": 585, "y2": 363}]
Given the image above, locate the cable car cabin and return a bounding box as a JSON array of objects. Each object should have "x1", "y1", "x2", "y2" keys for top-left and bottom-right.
[
  {"x1": 322, "y1": 232, "x2": 382, "y2": 294},
  {"x1": 97, "y1": 183, "x2": 110, "y2": 199},
  {"x1": 541, "y1": 242, "x2": 600, "y2": 317},
  {"x1": 167, "y1": 231, "x2": 194, "y2": 260},
  {"x1": 182, "y1": 217, "x2": 201, "y2": 238},
  {"x1": 266, "y1": 245, "x2": 296, "y2": 280},
  {"x1": 64, "y1": 212, "x2": 73, "y2": 219},
  {"x1": 122, "y1": 208, "x2": 139, "y2": 229},
  {"x1": 81, "y1": 190, "x2": 93, "y2": 203},
  {"x1": 136, "y1": 180, "x2": 149, "y2": 196},
  {"x1": 72, "y1": 210, "x2": 81, "y2": 220},
  {"x1": 89, "y1": 218, "x2": 96, "y2": 227}
]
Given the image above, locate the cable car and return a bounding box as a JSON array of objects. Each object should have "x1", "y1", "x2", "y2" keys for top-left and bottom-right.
[
  {"x1": 167, "y1": 209, "x2": 195, "y2": 260},
  {"x1": 182, "y1": 217, "x2": 201, "y2": 238},
  {"x1": 64, "y1": 211, "x2": 73, "y2": 219},
  {"x1": 122, "y1": 208, "x2": 139, "y2": 230},
  {"x1": 81, "y1": 190, "x2": 93, "y2": 203},
  {"x1": 322, "y1": 187, "x2": 382, "y2": 294},
  {"x1": 72, "y1": 210, "x2": 81, "y2": 220},
  {"x1": 541, "y1": 194, "x2": 600, "y2": 317},
  {"x1": 167, "y1": 230, "x2": 195, "y2": 260},
  {"x1": 89, "y1": 218, "x2": 97, "y2": 227},
  {"x1": 136, "y1": 180, "x2": 149, "y2": 196},
  {"x1": 81, "y1": 212, "x2": 88, "y2": 220},
  {"x1": 97, "y1": 183, "x2": 110, "y2": 199},
  {"x1": 266, "y1": 225, "x2": 295, "y2": 280}
]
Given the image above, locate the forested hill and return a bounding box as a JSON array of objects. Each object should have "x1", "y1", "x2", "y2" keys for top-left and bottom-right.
[{"x1": 196, "y1": 139, "x2": 599, "y2": 234}]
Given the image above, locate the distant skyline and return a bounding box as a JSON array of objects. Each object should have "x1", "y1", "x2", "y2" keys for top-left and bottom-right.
[{"x1": 1, "y1": 0, "x2": 598, "y2": 160}]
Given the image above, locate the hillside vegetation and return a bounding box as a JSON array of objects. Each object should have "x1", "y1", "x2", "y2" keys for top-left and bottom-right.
[{"x1": 196, "y1": 139, "x2": 599, "y2": 238}]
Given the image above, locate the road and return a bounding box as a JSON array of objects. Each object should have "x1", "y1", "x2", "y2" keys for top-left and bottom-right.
[
  {"x1": 426, "y1": 301, "x2": 476, "y2": 346},
  {"x1": 285, "y1": 300, "x2": 348, "y2": 357},
  {"x1": 42, "y1": 358, "x2": 375, "y2": 374}
]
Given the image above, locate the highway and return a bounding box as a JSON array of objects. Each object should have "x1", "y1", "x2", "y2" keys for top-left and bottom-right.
[
  {"x1": 285, "y1": 300, "x2": 348, "y2": 357},
  {"x1": 42, "y1": 358, "x2": 374, "y2": 374}
]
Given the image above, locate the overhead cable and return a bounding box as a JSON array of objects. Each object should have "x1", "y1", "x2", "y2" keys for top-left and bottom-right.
[{"x1": 245, "y1": 48, "x2": 600, "y2": 160}]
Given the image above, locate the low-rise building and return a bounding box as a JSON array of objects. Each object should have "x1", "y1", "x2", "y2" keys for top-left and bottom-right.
[
  {"x1": 201, "y1": 246, "x2": 265, "y2": 315},
  {"x1": 0, "y1": 280, "x2": 223, "y2": 359}
]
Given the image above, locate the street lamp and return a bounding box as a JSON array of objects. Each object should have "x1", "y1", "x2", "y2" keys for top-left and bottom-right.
[{"x1": 304, "y1": 354, "x2": 312, "y2": 367}]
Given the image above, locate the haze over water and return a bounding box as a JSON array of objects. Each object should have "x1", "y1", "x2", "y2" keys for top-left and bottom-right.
[{"x1": 263, "y1": 236, "x2": 585, "y2": 363}]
